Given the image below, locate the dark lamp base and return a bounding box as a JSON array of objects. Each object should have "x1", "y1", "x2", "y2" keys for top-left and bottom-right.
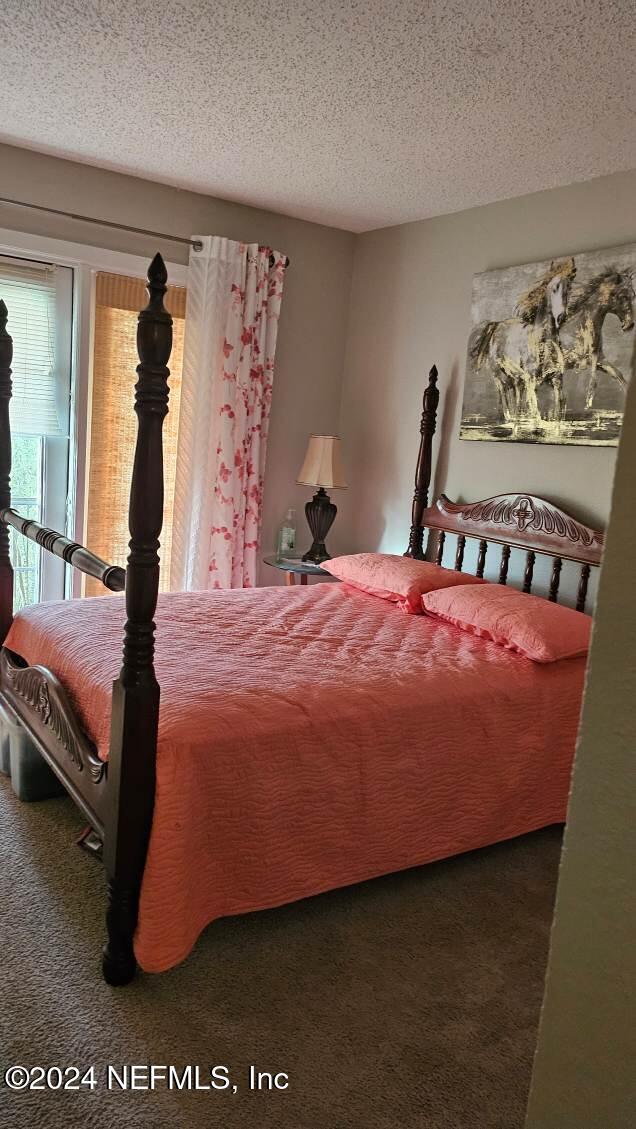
[{"x1": 301, "y1": 487, "x2": 337, "y2": 564}]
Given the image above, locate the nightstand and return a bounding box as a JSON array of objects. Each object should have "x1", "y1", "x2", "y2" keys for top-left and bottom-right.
[{"x1": 262, "y1": 554, "x2": 332, "y2": 586}]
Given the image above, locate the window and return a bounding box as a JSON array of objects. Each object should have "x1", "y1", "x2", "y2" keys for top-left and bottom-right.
[
  {"x1": 83, "y1": 273, "x2": 186, "y2": 596},
  {"x1": 11, "y1": 435, "x2": 41, "y2": 609},
  {"x1": 0, "y1": 257, "x2": 73, "y2": 610}
]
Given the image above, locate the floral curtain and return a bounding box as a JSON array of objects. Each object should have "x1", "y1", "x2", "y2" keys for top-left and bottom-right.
[{"x1": 170, "y1": 237, "x2": 287, "y2": 591}]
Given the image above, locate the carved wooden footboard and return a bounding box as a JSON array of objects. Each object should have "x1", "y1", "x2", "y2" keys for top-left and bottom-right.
[{"x1": 0, "y1": 649, "x2": 107, "y2": 828}]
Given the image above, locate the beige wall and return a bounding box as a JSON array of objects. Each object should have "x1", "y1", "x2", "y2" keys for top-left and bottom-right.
[
  {"x1": 525, "y1": 370, "x2": 636, "y2": 1129},
  {"x1": 0, "y1": 143, "x2": 355, "y2": 580},
  {"x1": 3, "y1": 145, "x2": 635, "y2": 583},
  {"x1": 339, "y1": 169, "x2": 636, "y2": 568}
]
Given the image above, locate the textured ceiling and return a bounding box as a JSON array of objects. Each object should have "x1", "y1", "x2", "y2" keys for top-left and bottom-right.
[{"x1": 0, "y1": 0, "x2": 635, "y2": 232}]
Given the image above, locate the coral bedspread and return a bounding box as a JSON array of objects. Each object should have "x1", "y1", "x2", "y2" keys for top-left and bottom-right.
[{"x1": 5, "y1": 584, "x2": 585, "y2": 972}]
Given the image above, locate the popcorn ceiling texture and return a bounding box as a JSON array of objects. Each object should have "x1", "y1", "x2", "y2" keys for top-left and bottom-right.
[{"x1": 0, "y1": 0, "x2": 634, "y2": 232}]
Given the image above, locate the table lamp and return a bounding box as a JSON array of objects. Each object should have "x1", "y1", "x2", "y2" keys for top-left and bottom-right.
[{"x1": 297, "y1": 435, "x2": 347, "y2": 563}]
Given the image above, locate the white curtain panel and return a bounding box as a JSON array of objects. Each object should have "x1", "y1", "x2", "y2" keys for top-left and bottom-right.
[{"x1": 170, "y1": 236, "x2": 287, "y2": 591}]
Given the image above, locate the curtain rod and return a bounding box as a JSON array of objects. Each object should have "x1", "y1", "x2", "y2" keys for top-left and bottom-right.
[
  {"x1": 0, "y1": 196, "x2": 291, "y2": 267},
  {"x1": 0, "y1": 195, "x2": 204, "y2": 251}
]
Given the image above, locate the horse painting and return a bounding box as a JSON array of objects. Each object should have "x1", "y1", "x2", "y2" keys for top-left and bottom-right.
[
  {"x1": 469, "y1": 258, "x2": 576, "y2": 426},
  {"x1": 460, "y1": 241, "x2": 635, "y2": 447},
  {"x1": 560, "y1": 268, "x2": 635, "y2": 408}
]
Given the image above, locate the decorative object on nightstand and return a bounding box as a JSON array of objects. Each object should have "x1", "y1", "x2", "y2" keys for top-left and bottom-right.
[
  {"x1": 297, "y1": 435, "x2": 347, "y2": 563},
  {"x1": 276, "y1": 508, "x2": 297, "y2": 560},
  {"x1": 262, "y1": 555, "x2": 331, "y2": 586}
]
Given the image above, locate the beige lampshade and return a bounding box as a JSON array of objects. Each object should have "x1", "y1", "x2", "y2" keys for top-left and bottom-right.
[{"x1": 297, "y1": 435, "x2": 347, "y2": 489}]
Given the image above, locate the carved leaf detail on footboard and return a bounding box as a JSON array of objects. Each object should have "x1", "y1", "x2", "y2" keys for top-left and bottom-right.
[{"x1": 0, "y1": 651, "x2": 106, "y2": 784}]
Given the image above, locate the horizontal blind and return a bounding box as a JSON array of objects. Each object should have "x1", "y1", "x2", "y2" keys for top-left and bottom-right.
[
  {"x1": 84, "y1": 272, "x2": 185, "y2": 597},
  {"x1": 0, "y1": 258, "x2": 64, "y2": 436}
]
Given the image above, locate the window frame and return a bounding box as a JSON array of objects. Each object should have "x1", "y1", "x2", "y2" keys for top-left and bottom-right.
[
  {"x1": 0, "y1": 227, "x2": 187, "y2": 600},
  {"x1": 0, "y1": 256, "x2": 73, "y2": 604}
]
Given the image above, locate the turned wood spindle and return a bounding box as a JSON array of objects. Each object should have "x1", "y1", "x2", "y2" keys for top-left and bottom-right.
[
  {"x1": 102, "y1": 252, "x2": 173, "y2": 987},
  {"x1": 498, "y1": 543, "x2": 511, "y2": 585},
  {"x1": 0, "y1": 299, "x2": 14, "y2": 642},
  {"x1": 549, "y1": 557, "x2": 563, "y2": 603},
  {"x1": 435, "y1": 530, "x2": 446, "y2": 566},
  {"x1": 405, "y1": 366, "x2": 439, "y2": 560},
  {"x1": 0, "y1": 509, "x2": 125, "y2": 592},
  {"x1": 576, "y1": 563, "x2": 591, "y2": 614},
  {"x1": 523, "y1": 550, "x2": 536, "y2": 593},
  {"x1": 454, "y1": 534, "x2": 466, "y2": 572},
  {"x1": 120, "y1": 252, "x2": 172, "y2": 683},
  {"x1": 476, "y1": 539, "x2": 488, "y2": 579}
]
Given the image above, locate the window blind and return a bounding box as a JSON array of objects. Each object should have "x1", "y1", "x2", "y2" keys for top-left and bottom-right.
[
  {"x1": 0, "y1": 258, "x2": 64, "y2": 436},
  {"x1": 84, "y1": 272, "x2": 186, "y2": 597}
]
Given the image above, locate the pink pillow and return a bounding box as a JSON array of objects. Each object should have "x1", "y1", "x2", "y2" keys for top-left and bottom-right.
[
  {"x1": 422, "y1": 584, "x2": 592, "y2": 662},
  {"x1": 322, "y1": 553, "x2": 486, "y2": 614}
]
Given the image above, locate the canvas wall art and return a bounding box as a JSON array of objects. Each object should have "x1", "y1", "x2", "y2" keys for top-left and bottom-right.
[{"x1": 460, "y1": 242, "x2": 635, "y2": 446}]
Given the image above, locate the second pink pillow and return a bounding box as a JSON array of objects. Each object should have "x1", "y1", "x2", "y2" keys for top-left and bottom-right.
[
  {"x1": 322, "y1": 553, "x2": 486, "y2": 613},
  {"x1": 422, "y1": 584, "x2": 592, "y2": 662}
]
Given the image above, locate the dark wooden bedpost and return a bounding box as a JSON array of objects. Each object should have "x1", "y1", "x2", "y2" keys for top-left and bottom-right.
[
  {"x1": 102, "y1": 254, "x2": 172, "y2": 986},
  {"x1": 0, "y1": 300, "x2": 13, "y2": 642},
  {"x1": 405, "y1": 365, "x2": 439, "y2": 559}
]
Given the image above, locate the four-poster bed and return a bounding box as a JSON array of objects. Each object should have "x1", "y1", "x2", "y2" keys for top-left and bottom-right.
[{"x1": 0, "y1": 256, "x2": 604, "y2": 984}]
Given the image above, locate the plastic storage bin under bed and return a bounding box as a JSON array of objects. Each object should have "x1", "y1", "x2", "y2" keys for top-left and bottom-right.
[{"x1": 0, "y1": 699, "x2": 66, "y2": 802}]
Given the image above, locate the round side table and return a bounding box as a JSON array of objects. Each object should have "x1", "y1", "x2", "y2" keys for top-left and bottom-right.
[{"x1": 262, "y1": 554, "x2": 331, "y2": 586}]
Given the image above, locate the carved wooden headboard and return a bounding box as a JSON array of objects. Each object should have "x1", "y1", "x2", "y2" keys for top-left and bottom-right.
[
  {"x1": 405, "y1": 367, "x2": 604, "y2": 612},
  {"x1": 421, "y1": 493, "x2": 603, "y2": 612}
]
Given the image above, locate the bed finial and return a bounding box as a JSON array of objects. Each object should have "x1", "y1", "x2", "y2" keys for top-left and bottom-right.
[
  {"x1": 405, "y1": 365, "x2": 439, "y2": 559},
  {"x1": 147, "y1": 251, "x2": 168, "y2": 295},
  {"x1": 0, "y1": 298, "x2": 14, "y2": 642},
  {"x1": 137, "y1": 253, "x2": 170, "y2": 361},
  {"x1": 103, "y1": 253, "x2": 173, "y2": 986}
]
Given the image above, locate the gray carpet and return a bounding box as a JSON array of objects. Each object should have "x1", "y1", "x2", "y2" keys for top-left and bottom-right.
[{"x1": 0, "y1": 775, "x2": 561, "y2": 1129}]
